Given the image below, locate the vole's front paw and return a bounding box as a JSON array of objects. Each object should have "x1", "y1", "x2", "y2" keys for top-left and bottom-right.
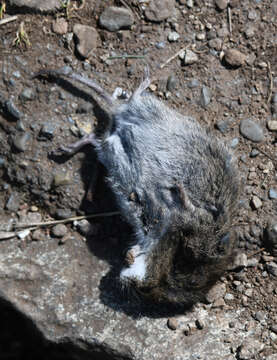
[{"x1": 125, "y1": 245, "x2": 141, "y2": 266}]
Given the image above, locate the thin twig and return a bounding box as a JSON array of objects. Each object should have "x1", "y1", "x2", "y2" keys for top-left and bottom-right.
[
  {"x1": 227, "y1": 6, "x2": 232, "y2": 34},
  {"x1": 14, "y1": 211, "x2": 120, "y2": 230},
  {"x1": 0, "y1": 15, "x2": 18, "y2": 26},
  {"x1": 267, "y1": 61, "x2": 273, "y2": 104},
  {"x1": 107, "y1": 55, "x2": 145, "y2": 60},
  {"x1": 252, "y1": 146, "x2": 277, "y2": 168},
  {"x1": 160, "y1": 46, "x2": 189, "y2": 69},
  {"x1": 247, "y1": 247, "x2": 265, "y2": 259}
]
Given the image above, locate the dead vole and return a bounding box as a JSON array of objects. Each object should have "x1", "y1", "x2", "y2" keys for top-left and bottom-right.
[{"x1": 35, "y1": 66, "x2": 240, "y2": 306}]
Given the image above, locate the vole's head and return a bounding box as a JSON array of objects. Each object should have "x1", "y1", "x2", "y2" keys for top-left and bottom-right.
[{"x1": 121, "y1": 225, "x2": 236, "y2": 307}]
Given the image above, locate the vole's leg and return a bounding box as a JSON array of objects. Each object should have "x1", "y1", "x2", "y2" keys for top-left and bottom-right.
[{"x1": 58, "y1": 132, "x2": 99, "y2": 155}]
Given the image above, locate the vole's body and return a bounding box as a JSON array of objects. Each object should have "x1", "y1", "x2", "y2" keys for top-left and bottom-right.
[{"x1": 37, "y1": 67, "x2": 240, "y2": 306}]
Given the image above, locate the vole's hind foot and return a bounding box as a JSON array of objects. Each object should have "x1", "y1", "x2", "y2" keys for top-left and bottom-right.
[
  {"x1": 55, "y1": 133, "x2": 98, "y2": 156},
  {"x1": 112, "y1": 87, "x2": 129, "y2": 100}
]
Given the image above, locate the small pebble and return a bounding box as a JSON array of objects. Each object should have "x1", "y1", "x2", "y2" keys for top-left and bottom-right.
[
  {"x1": 73, "y1": 24, "x2": 99, "y2": 58},
  {"x1": 267, "y1": 120, "x2": 277, "y2": 131},
  {"x1": 247, "y1": 258, "x2": 259, "y2": 267},
  {"x1": 231, "y1": 253, "x2": 248, "y2": 269},
  {"x1": 99, "y1": 6, "x2": 134, "y2": 31},
  {"x1": 12, "y1": 70, "x2": 21, "y2": 79},
  {"x1": 53, "y1": 171, "x2": 72, "y2": 187},
  {"x1": 244, "y1": 288, "x2": 253, "y2": 297},
  {"x1": 212, "y1": 298, "x2": 226, "y2": 308},
  {"x1": 208, "y1": 38, "x2": 222, "y2": 51},
  {"x1": 186, "y1": 0, "x2": 193, "y2": 8},
  {"x1": 187, "y1": 79, "x2": 200, "y2": 88},
  {"x1": 52, "y1": 18, "x2": 68, "y2": 35},
  {"x1": 183, "y1": 49, "x2": 199, "y2": 65},
  {"x1": 155, "y1": 41, "x2": 166, "y2": 49},
  {"x1": 168, "y1": 32, "x2": 180, "y2": 42},
  {"x1": 55, "y1": 208, "x2": 73, "y2": 219},
  {"x1": 167, "y1": 317, "x2": 178, "y2": 330},
  {"x1": 5, "y1": 193, "x2": 20, "y2": 212},
  {"x1": 250, "y1": 148, "x2": 259, "y2": 158},
  {"x1": 32, "y1": 229, "x2": 46, "y2": 241},
  {"x1": 5, "y1": 99, "x2": 22, "y2": 120},
  {"x1": 19, "y1": 88, "x2": 36, "y2": 101},
  {"x1": 144, "y1": 0, "x2": 175, "y2": 22},
  {"x1": 39, "y1": 123, "x2": 56, "y2": 140},
  {"x1": 76, "y1": 219, "x2": 91, "y2": 235},
  {"x1": 240, "y1": 118, "x2": 264, "y2": 143},
  {"x1": 206, "y1": 282, "x2": 226, "y2": 303},
  {"x1": 224, "y1": 49, "x2": 246, "y2": 67},
  {"x1": 200, "y1": 86, "x2": 211, "y2": 108},
  {"x1": 12, "y1": 132, "x2": 31, "y2": 152},
  {"x1": 16, "y1": 120, "x2": 25, "y2": 131},
  {"x1": 269, "y1": 189, "x2": 277, "y2": 200},
  {"x1": 51, "y1": 224, "x2": 68, "y2": 238},
  {"x1": 254, "y1": 311, "x2": 267, "y2": 323},
  {"x1": 17, "y1": 229, "x2": 30, "y2": 240},
  {"x1": 230, "y1": 138, "x2": 239, "y2": 149},
  {"x1": 224, "y1": 293, "x2": 234, "y2": 301},
  {"x1": 251, "y1": 196, "x2": 262, "y2": 210},
  {"x1": 266, "y1": 262, "x2": 277, "y2": 277},
  {"x1": 229, "y1": 0, "x2": 239, "y2": 8},
  {"x1": 215, "y1": 0, "x2": 228, "y2": 11},
  {"x1": 248, "y1": 9, "x2": 258, "y2": 21},
  {"x1": 196, "y1": 33, "x2": 205, "y2": 41},
  {"x1": 244, "y1": 26, "x2": 255, "y2": 39},
  {"x1": 167, "y1": 75, "x2": 178, "y2": 92}
]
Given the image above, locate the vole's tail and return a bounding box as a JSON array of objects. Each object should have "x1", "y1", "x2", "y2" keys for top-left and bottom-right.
[{"x1": 33, "y1": 66, "x2": 115, "y2": 106}]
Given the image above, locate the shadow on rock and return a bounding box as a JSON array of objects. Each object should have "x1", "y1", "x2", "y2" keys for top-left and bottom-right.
[{"x1": 0, "y1": 295, "x2": 130, "y2": 360}]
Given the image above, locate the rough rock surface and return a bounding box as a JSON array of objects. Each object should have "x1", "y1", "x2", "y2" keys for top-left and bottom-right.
[
  {"x1": 73, "y1": 24, "x2": 99, "y2": 58},
  {"x1": 99, "y1": 7, "x2": 134, "y2": 32},
  {"x1": 144, "y1": 0, "x2": 175, "y2": 22},
  {"x1": 8, "y1": 0, "x2": 61, "y2": 12},
  {"x1": 0, "y1": 235, "x2": 269, "y2": 360}
]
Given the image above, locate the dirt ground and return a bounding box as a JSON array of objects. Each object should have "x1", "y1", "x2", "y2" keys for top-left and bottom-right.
[{"x1": 0, "y1": 0, "x2": 277, "y2": 359}]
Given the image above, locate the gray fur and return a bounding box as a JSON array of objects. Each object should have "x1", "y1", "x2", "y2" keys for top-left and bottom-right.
[{"x1": 35, "y1": 67, "x2": 241, "y2": 306}]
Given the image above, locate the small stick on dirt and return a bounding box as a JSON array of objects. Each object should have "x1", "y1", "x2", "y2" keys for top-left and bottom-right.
[
  {"x1": 252, "y1": 146, "x2": 277, "y2": 168},
  {"x1": 14, "y1": 211, "x2": 120, "y2": 230},
  {"x1": 247, "y1": 247, "x2": 265, "y2": 259},
  {"x1": 160, "y1": 46, "x2": 189, "y2": 69},
  {"x1": 107, "y1": 55, "x2": 145, "y2": 60},
  {"x1": 267, "y1": 61, "x2": 273, "y2": 104},
  {"x1": 227, "y1": 6, "x2": 232, "y2": 34},
  {"x1": 0, "y1": 15, "x2": 18, "y2": 26}
]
